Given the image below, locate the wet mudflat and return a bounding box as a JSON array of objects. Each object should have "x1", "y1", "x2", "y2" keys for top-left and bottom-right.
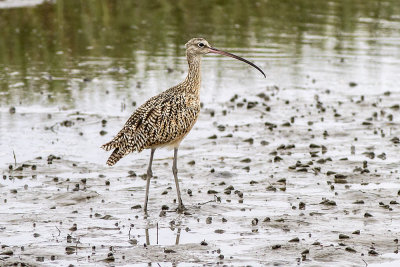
[
  {"x1": 2, "y1": 85, "x2": 400, "y2": 266},
  {"x1": 1, "y1": 0, "x2": 400, "y2": 266}
]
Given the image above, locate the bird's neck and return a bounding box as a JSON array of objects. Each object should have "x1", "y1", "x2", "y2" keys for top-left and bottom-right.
[{"x1": 183, "y1": 53, "x2": 201, "y2": 94}]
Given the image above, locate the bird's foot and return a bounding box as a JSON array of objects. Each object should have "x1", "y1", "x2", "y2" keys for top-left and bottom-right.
[{"x1": 176, "y1": 204, "x2": 187, "y2": 213}]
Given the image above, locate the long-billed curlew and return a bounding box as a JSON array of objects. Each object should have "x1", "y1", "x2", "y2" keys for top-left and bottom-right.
[{"x1": 101, "y1": 38, "x2": 265, "y2": 213}]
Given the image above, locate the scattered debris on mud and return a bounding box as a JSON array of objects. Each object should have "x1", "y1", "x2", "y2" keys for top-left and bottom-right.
[{"x1": 1, "y1": 85, "x2": 400, "y2": 266}]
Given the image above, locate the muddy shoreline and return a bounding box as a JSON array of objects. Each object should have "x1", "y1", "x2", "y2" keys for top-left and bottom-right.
[{"x1": 1, "y1": 85, "x2": 400, "y2": 266}]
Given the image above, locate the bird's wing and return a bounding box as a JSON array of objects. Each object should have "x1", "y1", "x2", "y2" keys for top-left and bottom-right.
[
  {"x1": 102, "y1": 86, "x2": 200, "y2": 154},
  {"x1": 101, "y1": 93, "x2": 161, "y2": 151}
]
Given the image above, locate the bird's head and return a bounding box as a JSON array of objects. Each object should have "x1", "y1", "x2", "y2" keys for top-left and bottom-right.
[
  {"x1": 185, "y1": 38, "x2": 211, "y2": 55},
  {"x1": 185, "y1": 37, "x2": 266, "y2": 78}
]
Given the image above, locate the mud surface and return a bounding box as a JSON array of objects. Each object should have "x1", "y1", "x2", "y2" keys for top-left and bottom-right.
[
  {"x1": 2, "y1": 85, "x2": 400, "y2": 266},
  {"x1": 1, "y1": 0, "x2": 400, "y2": 266}
]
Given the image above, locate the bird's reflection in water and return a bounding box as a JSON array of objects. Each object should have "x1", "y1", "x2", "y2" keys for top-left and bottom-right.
[{"x1": 144, "y1": 226, "x2": 182, "y2": 246}]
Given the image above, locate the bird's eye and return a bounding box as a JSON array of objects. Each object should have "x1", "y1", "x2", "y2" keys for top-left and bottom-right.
[{"x1": 198, "y1": 43, "x2": 205, "y2": 48}]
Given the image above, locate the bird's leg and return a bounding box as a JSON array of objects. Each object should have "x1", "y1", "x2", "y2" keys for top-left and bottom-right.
[
  {"x1": 172, "y1": 147, "x2": 185, "y2": 212},
  {"x1": 144, "y1": 148, "x2": 155, "y2": 213}
]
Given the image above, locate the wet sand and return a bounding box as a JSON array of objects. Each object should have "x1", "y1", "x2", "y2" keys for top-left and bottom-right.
[{"x1": 1, "y1": 84, "x2": 400, "y2": 266}]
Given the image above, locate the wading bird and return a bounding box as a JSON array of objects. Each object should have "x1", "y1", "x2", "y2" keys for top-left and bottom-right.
[{"x1": 101, "y1": 38, "x2": 265, "y2": 213}]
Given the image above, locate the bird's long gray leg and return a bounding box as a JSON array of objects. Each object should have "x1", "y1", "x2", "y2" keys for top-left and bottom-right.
[
  {"x1": 173, "y1": 147, "x2": 185, "y2": 212},
  {"x1": 144, "y1": 148, "x2": 155, "y2": 213}
]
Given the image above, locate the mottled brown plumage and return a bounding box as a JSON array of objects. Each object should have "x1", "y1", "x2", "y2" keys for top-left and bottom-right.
[
  {"x1": 101, "y1": 38, "x2": 265, "y2": 213},
  {"x1": 101, "y1": 52, "x2": 202, "y2": 166}
]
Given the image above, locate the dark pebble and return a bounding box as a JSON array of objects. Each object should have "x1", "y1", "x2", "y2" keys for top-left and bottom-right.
[
  {"x1": 61, "y1": 120, "x2": 74, "y2": 127},
  {"x1": 263, "y1": 217, "x2": 270, "y2": 222},
  {"x1": 65, "y1": 246, "x2": 75, "y2": 255},
  {"x1": 208, "y1": 134, "x2": 217, "y2": 139},
  {"x1": 362, "y1": 151, "x2": 375, "y2": 159},
  {"x1": 225, "y1": 185, "x2": 234, "y2": 191},
  {"x1": 320, "y1": 199, "x2": 336, "y2": 206},
  {"x1": 339, "y1": 234, "x2": 349, "y2": 239},
  {"x1": 349, "y1": 82, "x2": 358, "y2": 87},
  {"x1": 345, "y1": 247, "x2": 356, "y2": 253},
  {"x1": 69, "y1": 224, "x2": 77, "y2": 231},
  {"x1": 256, "y1": 92, "x2": 270, "y2": 101},
  {"x1": 377, "y1": 153, "x2": 386, "y2": 160},
  {"x1": 15, "y1": 166, "x2": 23, "y2": 171},
  {"x1": 334, "y1": 178, "x2": 347, "y2": 184},
  {"x1": 266, "y1": 186, "x2": 277, "y2": 192},
  {"x1": 301, "y1": 249, "x2": 309, "y2": 255},
  {"x1": 0, "y1": 250, "x2": 13, "y2": 256},
  {"x1": 105, "y1": 252, "x2": 115, "y2": 262},
  {"x1": 247, "y1": 101, "x2": 257, "y2": 109},
  {"x1": 368, "y1": 250, "x2": 378, "y2": 256},
  {"x1": 391, "y1": 137, "x2": 399, "y2": 144},
  {"x1": 243, "y1": 138, "x2": 254, "y2": 144},
  {"x1": 128, "y1": 171, "x2": 136, "y2": 177}
]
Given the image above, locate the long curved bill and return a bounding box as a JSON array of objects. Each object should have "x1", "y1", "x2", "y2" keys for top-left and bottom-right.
[{"x1": 209, "y1": 47, "x2": 266, "y2": 78}]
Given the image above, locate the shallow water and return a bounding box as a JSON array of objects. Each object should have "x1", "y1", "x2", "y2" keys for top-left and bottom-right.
[{"x1": 1, "y1": 0, "x2": 400, "y2": 266}]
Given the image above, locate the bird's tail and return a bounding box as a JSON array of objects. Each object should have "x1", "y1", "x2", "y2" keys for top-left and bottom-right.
[
  {"x1": 106, "y1": 148, "x2": 124, "y2": 166},
  {"x1": 101, "y1": 140, "x2": 116, "y2": 151}
]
